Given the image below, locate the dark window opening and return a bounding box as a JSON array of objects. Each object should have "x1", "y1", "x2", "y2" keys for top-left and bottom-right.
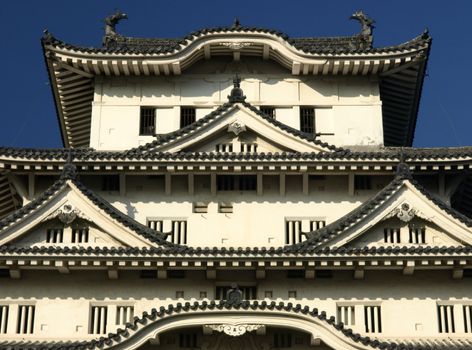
[
  {"x1": 140, "y1": 107, "x2": 156, "y2": 135},
  {"x1": 102, "y1": 175, "x2": 120, "y2": 191},
  {"x1": 274, "y1": 333, "x2": 292, "y2": 348},
  {"x1": 168, "y1": 270, "x2": 186, "y2": 279},
  {"x1": 300, "y1": 107, "x2": 315, "y2": 134},
  {"x1": 140, "y1": 270, "x2": 157, "y2": 279},
  {"x1": 260, "y1": 106, "x2": 276, "y2": 118},
  {"x1": 180, "y1": 107, "x2": 196, "y2": 128},
  {"x1": 384, "y1": 228, "x2": 401, "y2": 243},
  {"x1": 409, "y1": 226, "x2": 426, "y2": 244},
  {"x1": 287, "y1": 270, "x2": 305, "y2": 279},
  {"x1": 315, "y1": 270, "x2": 333, "y2": 279},
  {"x1": 72, "y1": 228, "x2": 89, "y2": 243},
  {"x1": 215, "y1": 286, "x2": 257, "y2": 300},
  {"x1": 179, "y1": 333, "x2": 198, "y2": 348},
  {"x1": 239, "y1": 175, "x2": 257, "y2": 191},
  {"x1": 354, "y1": 175, "x2": 372, "y2": 190},
  {"x1": 217, "y1": 175, "x2": 235, "y2": 191},
  {"x1": 46, "y1": 228, "x2": 64, "y2": 243}
]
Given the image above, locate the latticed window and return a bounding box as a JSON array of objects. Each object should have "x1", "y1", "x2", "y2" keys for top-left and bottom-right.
[
  {"x1": 241, "y1": 143, "x2": 258, "y2": 152},
  {"x1": 464, "y1": 305, "x2": 472, "y2": 333},
  {"x1": 147, "y1": 219, "x2": 187, "y2": 244},
  {"x1": 46, "y1": 228, "x2": 63, "y2": 243},
  {"x1": 0, "y1": 305, "x2": 9, "y2": 334},
  {"x1": 260, "y1": 106, "x2": 276, "y2": 118},
  {"x1": 409, "y1": 226, "x2": 426, "y2": 244},
  {"x1": 72, "y1": 228, "x2": 89, "y2": 243},
  {"x1": 180, "y1": 107, "x2": 196, "y2": 128},
  {"x1": 193, "y1": 202, "x2": 208, "y2": 213},
  {"x1": 285, "y1": 219, "x2": 325, "y2": 244},
  {"x1": 215, "y1": 286, "x2": 257, "y2": 300},
  {"x1": 384, "y1": 228, "x2": 401, "y2": 243},
  {"x1": 16, "y1": 305, "x2": 35, "y2": 334},
  {"x1": 89, "y1": 306, "x2": 107, "y2": 334},
  {"x1": 364, "y1": 305, "x2": 382, "y2": 333},
  {"x1": 310, "y1": 220, "x2": 326, "y2": 231},
  {"x1": 337, "y1": 305, "x2": 355, "y2": 326},
  {"x1": 218, "y1": 202, "x2": 233, "y2": 214},
  {"x1": 300, "y1": 107, "x2": 315, "y2": 134},
  {"x1": 139, "y1": 107, "x2": 156, "y2": 135},
  {"x1": 116, "y1": 306, "x2": 133, "y2": 325},
  {"x1": 215, "y1": 143, "x2": 233, "y2": 152},
  {"x1": 438, "y1": 305, "x2": 455, "y2": 333}
]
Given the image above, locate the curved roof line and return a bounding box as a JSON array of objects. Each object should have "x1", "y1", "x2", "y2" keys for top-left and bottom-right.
[
  {"x1": 0, "y1": 169, "x2": 173, "y2": 247},
  {"x1": 125, "y1": 100, "x2": 343, "y2": 155},
  {"x1": 0, "y1": 300, "x2": 432, "y2": 350}
]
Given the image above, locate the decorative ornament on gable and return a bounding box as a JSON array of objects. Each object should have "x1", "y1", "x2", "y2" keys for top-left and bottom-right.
[
  {"x1": 220, "y1": 42, "x2": 252, "y2": 50},
  {"x1": 204, "y1": 324, "x2": 264, "y2": 337},
  {"x1": 228, "y1": 75, "x2": 246, "y2": 103},
  {"x1": 45, "y1": 204, "x2": 90, "y2": 225},
  {"x1": 228, "y1": 120, "x2": 246, "y2": 136},
  {"x1": 395, "y1": 202, "x2": 418, "y2": 223}
]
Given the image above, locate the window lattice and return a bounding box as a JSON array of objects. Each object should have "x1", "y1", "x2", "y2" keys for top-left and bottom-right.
[
  {"x1": 179, "y1": 333, "x2": 198, "y2": 348},
  {"x1": 180, "y1": 107, "x2": 196, "y2": 128},
  {"x1": 215, "y1": 143, "x2": 233, "y2": 152},
  {"x1": 274, "y1": 333, "x2": 292, "y2": 348},
  {"x1": 354, "y1": 175, "x2": 372, "y2": 190},
  {"x1": 72, "y1": 228, "x2": 89, "y2": 243},
  {"x1": 300, "y1": 107, "x2": 315, "y2": 134},
  {"x1": 140, "y1": 107, "x2": 156, "y2": 135},
  {"x1": 0, "y1": 305, "x2": 9, "y2": 334},
  {"x1": 89, "y1": 306, "x2": 107, "y2": 334},
  {"x1": 147, "y1": 219, "x2": 187, "y2": 244},
  {"x1": 46, "y1": 228, "x2": 63, "y2": 243},
  {"x1": 438, "y1": 305, "x2": 455, "y2": 333},
  {"x1": 116, "y1": 306, "x2": 134, "y2": 325},
  {"x1": 285, "y1": 219, "x2": 326, "y2": 244},
  {"x1": 241, "y1": 143, "x2": 258, "y2": 152},
  {"x1": 464, "y1": 305, "x2": 472, "y2": 333},
  {"x1": 364, "y1": 305, "x2": 382, "y2": 333},
  {"x1": 384, "y1": 228, "x2": 401, "y2": 243},
  {"x1": 260, "y1": 106, "x2": 276, "y2": 118},
  {"x1": 16, "y1": 305, "x2": 35, "y2": 334},
  {"x1": 337, "y1": 305, "x2": 355, "y2": 326},
  {"x1": 409, "y1": 226, "x2": 426, "y2": 244}
]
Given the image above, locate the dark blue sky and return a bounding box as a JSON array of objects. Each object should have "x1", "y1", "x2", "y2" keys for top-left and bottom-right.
[{"x1": 1, "y1": 1, "x2": 471, "y2": 148}]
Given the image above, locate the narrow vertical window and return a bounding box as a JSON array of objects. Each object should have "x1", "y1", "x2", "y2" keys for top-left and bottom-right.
[
  {"x1": 46, "y1": 228, "x2": 63, "y2": 243},
  {"x1": 409, "y1": 226, "x2": 426, "y2": 244},
  {"x1": 438, "y1": 305, "x2": 455, "y2": 333},
  {"x1": 72, "y1": 227, "x2": 89, "y2": 243},
  {"x1": 300, "y1": 107, "x2": 315, "y2": 134},
  {"x1": 464, "y1": 305, "x2": 472, "y2": 333},
  {"x1": 337, "y1": 305, "x2": 355, "y2": 326},
  {"x1": 285, "y1": 220, "x2": 302, "y2": 244},
  {"x1": 364, "y1": 305, "x2": 382, "y2": 333},
  {"x1": 0, "y1": 305, "x2": 9, "y2": 334},
  {"x1": 139, "y1": 107, "x2": 156, "y2": 135},
  {"x1": 260, "y1": 106, "x2": 276, "y2": 118},
  {"x1": 383, "y1": 228, "x2": 401, "y2": 243},
  {"x1": 89, "y1": 306, "x2": 108, "y2": 334},
  {"x1": 116, "y1": 306, "x2": 134, "y2": 325},
  {"x1": 180, "y1": 107, "x2": 196, "y2": 128},
  {"x1": 16, "y1": 305, "x2": 35, "y2": 334}
]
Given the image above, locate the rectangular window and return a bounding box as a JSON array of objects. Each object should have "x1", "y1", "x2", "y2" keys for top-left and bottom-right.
[
  {"x1": 116, "y1": 306, "x2": 134, "y2": 325},
  {"x1": 274, "y1": 333, "x2": 292, "y2": 348},
  {"x1": 0, "y1": 305, "x2": 9, "y2": 334},
  {"x1": 215, "y1": 143, "x2": 233, "y2": 152},
  {"x1": 140, "y1": 107, "x2": 156, "y2": 135},
  {"x1": 464, "y1": 305, "x2": 472, "y2": 333},
  {"x1": 288, "y1": 291, "x2": 297, "y2": 298},
  {"x1": 72, "y1": 227, "x2": 89, "y2": 243},
  {"x1": 300, "y1": 107, "x2": 315, "y2": 134},
  {"x1": 409, "y1": 226, "x2": 426, "y2": 244},
  {"x1": 169, "y1": 220, "x2": 187, "y2": 244},
  {"x1": 16, "y1": 305, "x2": 35, "y2": 334},
  {"x1": 364, "y1": 305, "x2": 382, "y2": 333},
  {"x1": 384, "y1": 228, "x2": 401, "y2": 243},
  {"x1": 241, "y1": 143, "x2": 258, "y2": 152},
  {"x1": 310, "y1": 220, "x2": 326, "y2": 231},
  {"x1": 102, "y1": 175, "x2": 120, "y2": 191},
  {"x1": 89, "y1": 306, "x2": 107, "y2": 334},
  {"x1": 219, "y1": 202, "x2": 234, "y2": 214},
  {"x1": 438, "y1": 305, "x2": 455, "y2": 333},
  {"x1": 180, "y1": 107, "x2": 196, "y2": 128},
  {"x1": 238, "y1": 175, "x2": 257, "y2": 191},
  {"x1": 285, "y1": 220, "x2": 302, "y2": 245},
  {"x1": 193, "y1": 202, "x2": 208, "y2": 214},
  {"x1": 215, "y1": 286, "x2": 257, "y2": 300},
  {"x1": 179, "y1": 333, "x2": 198, "y2": 348},
  {"x1": 147, "y1": 219, "x2": 164, "y2": 231},
  {"x1": 217, "y1": 175, "x2": 235, "y2": 191},
  {"x1": 337, "y1": 305, "x2": 355, "y2": 326},
  {"x1": 46, "y1": 228, "x2": 63, "y2": 243},
  {"x1": 354, "y1": 175, "x2": 372, "y2": 190},
  {"x1": 260, "y1": 106, "x2": 276, "y2": 118}
]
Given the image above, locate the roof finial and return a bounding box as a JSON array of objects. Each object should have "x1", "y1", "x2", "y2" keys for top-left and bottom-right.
[
  {"x1": 232, "y1": 17, "x2": 241, "y2": 29},
  {"x1": 350, "y1": 10, "x2": 375, "y2": 37},
  {"x1": 228, "y1": 74, "x2": 246, "y2": 103},
  {"x1": 103, "y1": 10, "x2": 128, "y2": 46},
  {"x1": 61, "y1": 149, "x2": 77, "y2": 181},
  {"x1": 396, "y1": 147, "x2": 411, "y2": 178}
]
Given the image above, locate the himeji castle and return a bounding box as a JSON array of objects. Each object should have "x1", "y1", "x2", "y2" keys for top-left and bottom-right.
[{"x1": 1, "y1": 10, "x2": 472, "y2": 350}]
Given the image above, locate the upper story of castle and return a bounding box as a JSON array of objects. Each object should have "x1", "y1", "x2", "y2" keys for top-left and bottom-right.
[{"x1": 42, "y1": 11, "x2": 431, "y2": 151}]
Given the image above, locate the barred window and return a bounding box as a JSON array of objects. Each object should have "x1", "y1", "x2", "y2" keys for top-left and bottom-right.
[
  {"x1": 300, "y1": 107, "x2": 315, "y2": 134},
  {"x1": 215, "y1": 143, "x2": 233, "y2": 152},
  {"x1": 409, "y1": 226, "x2": 426, "y2": 244},
  {"x1": 72, "y1": 227, "x2": 89, "y2": 243},
  {"x1": 0, "y1": 305, "x2": 9, "y2": 334},
  {"x1": 16, "y1": 305, "x2": 35, "y2": 334},
  {"x1": 337, "y1": 305, "x2": 355, "y2": 326},
  {"x1": 180, "y1": 107, "x2": 196, "y2": 128},
  {"x1": 239, "y1": 175, "x2": 257, "y2": 191},
  {"x1": 193, "y1": 202, "x2": 208, "y2": 214},
  {"x1": 241, "y1": 143, "x2": 258, "y2": 152},
  {"x1": 384, "y1": 228, "x2": 401, "y2": 243},
  {"x1": 116, "y1": 306, "x2": 133, "y2": 325},
  {"x1": 215, "y1": 286, "x2": 257, "y2": 300},
  {"x1": 140, "y1": 107, "x2": 156, "y2": 135},
  {"x1": 147, "y1": 219, "x2": 187, "y2": 244},
  {"x1": 218, "y1": 202, "x2": 233, "y2": 214},
  {"x1": 285, "y1": 219, "x2": 325, "y2": 244},
  {"x1": 438, "y1": 305, "x2": 455, "y2": 333},
  {"x1": 364, "y1": 305, "x2": 382, "y2": 333},
  {"x1": 46, "y1": 228, "x2": 63, "y2": 243},
  {"x1": 89, "y1": 306, "x2": 107, "y2": 334},
  {"x1": 260, "y1": 106, "x2": 276, "y2": 118},
  {"x1": 464, "y1": 305, "x2": 472, "y2": 333}
]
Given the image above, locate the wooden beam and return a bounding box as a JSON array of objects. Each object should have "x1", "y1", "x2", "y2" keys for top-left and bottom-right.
[
  {"x1": 119, "y1": 174, "x2": 126, "y2": 196},
  {"x1": 302, "y1": 173, "x2": 309, "y2": 195},
  {"x1": 257, "y1": 173, "x2": 263, "y2": 196},
  {"x1": 348, "y1": 174, "x2": 355, "y2": 196},
  {"x1": 280, "y1": 174, "x2": 286, "y2": 196},
  {"x1": 211, "y1": 174, "x2": 216, "y2": 196}
]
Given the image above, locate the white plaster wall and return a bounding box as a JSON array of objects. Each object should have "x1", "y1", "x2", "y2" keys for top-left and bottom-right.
[
  {"x1": 89, "y1": 71, "x2": 382, "y2": 150},
  {"x1": 0, "y1": 270, "x2": 471, "y2": 340}
]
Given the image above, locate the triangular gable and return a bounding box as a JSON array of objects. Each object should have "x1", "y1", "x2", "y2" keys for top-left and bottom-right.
[
  {"x1": 0, "y1": 168, "x2": 171, "y2": 248},
  {"x1": 127, "y1": 101, "x2": 341, "y2": 155},
  {"x1": 300, "y1": 168, "x2": 472, "y2": 249}
]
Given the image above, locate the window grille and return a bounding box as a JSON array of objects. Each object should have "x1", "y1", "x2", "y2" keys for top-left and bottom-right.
[
  {"x1": 218, "y1": 203, "x2": 233, "y2": 214},
  {"x1": 215, "y1": 143, "x2": 233, "y2": 152},
  {"x1": 241, "y1": 143, "x2": 258, "y2": 152},
  {"x1": 193, "y1": 202, "x2": 208, "y2": 214},
  {"x1": 310, "y1": 220, "x2": 326, "y2": 231},
  {"x1": 215, "y1": 286, "x2": 257, "y2": 300},
  {"x1": 260, "y1": 106, "x2": 276, "y2": 118},
  {"x1": 46, "y1": 228, "x2": 63, "y2": 243},
  {"x1": 274, "y1": 333, "x2": 292, "y2": 348},
  {"x1": 89, "y1": 306, "x2": 107, "y2": 334},
  {"x1": 139, "y1": 107, "x2": 156, "y2": 135},
  {"x1": 409, "y1": 226, "x2": 426, "y2": 244},
  {"x1": 354, "y1": 175, "x2": 372, "y2": 190},
  {"x1": 16, "y1": 305, "x2": 35, "y2": 334},
  {"x1": 0, "y1": 305, "x2": 9, "y2": 334},
  {"x1": 337, "y1": 305, "x2": 355, "y2": 326},
  {"x1": 102, "y1": 175, "x2": 120, "y2": 191},
  {"x1": 180, "y1": 107, "x2": 196, "y2": 128},
  {"x1": 169, "y1": 221, "x2": 187, "y2": 244},
  {"x1": 285, "y1": 219, "x2": 325, "y2": 244},
  {"x1": 464, "y1": 305, "x2": 472, "y2": 333},
  {"x1": 438, "y1": 305, "x2": 455, "y2": 333},
  {"x1": 116, "y1": 306, "x2": 133, "y2": 325},
  {"x1": 72, "y1": 228, "x2": 89, "y2": 243},
  {"x1": 364, "y1": 305, "x2": 382, "y2": 333},
  {"x1": 384, "y1": 228, "x2": 401, "y2": 243},
  {"x1": 147, "y1": 219, "x2": 164, "y2": 231},
  {"x1": 179, "y1": 333, "x2": 198, "y2": 348},
  {"x1": 217, "y1": 175, "x2": 235, "y2": 191},
  {"x1": 300, "y1": 107, "x2": 315, "y2": 134}
]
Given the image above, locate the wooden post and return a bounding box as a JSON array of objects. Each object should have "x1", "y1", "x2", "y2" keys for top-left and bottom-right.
[
  {"x1": 165, "y1": 174, "x2": 171, "y2": 195},
  {"x1": 280, "y1": 174, "x2": 286, "y2": 196}
]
